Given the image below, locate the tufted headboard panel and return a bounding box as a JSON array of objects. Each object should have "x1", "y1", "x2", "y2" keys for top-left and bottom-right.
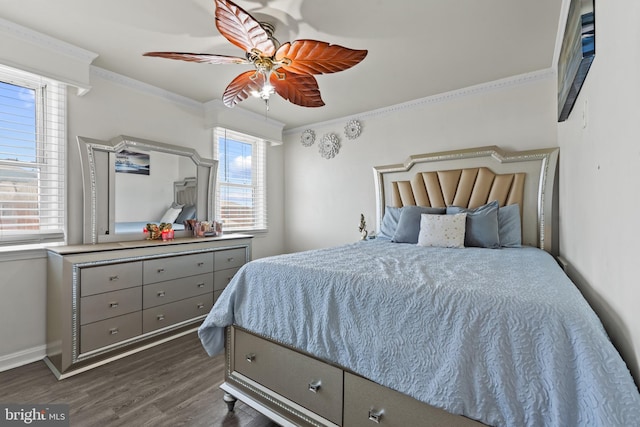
[
  {"x1": 390, "y1": 167, "x2": 526, "y2": 210},
  {"x1": 374, "y1": 146, "x2": 559, "y2": 254}
]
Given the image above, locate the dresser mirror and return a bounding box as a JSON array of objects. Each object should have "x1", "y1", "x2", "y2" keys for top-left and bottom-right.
[{"x1": 77, "y1": 135, "x2": 217, "y2": 244}]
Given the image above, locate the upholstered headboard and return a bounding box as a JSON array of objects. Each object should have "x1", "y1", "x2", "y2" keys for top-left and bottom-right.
[
  {"x1": 373, "y1": 146, "x2": 559, "y2": 254},
  {"x1": 174, "y1": 177, "x2": 197, "y2": 205}
]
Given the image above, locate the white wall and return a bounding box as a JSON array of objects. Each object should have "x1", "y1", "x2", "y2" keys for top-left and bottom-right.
[
  {"x1": 0, "y1": 68, "x2": 285, "y2": 369},
  {"x1": 557, "y1": 0, "x2": 640, "y2": 382},
  {"x1": 0, "y1": 254, "x2": 47, "y2": 371},
  {"x1": 283, "y1": 73, "x2": 558, "y2": 253},
  {"x1": 115, "y1": 151, "x2": 183, "y2": 222}
]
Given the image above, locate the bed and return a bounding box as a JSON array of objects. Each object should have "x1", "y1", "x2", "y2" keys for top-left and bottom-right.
[
  {"x1": 113, "y1": 177, "x2": 196, "y2": 233},
  {"x1": 198, "y1": 146, "x2": 640, "y2": 426}
]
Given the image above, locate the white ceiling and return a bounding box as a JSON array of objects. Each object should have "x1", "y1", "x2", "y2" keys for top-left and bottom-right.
[{"x1": 0, "y1": 0, "x2": 562, "y2": 130}]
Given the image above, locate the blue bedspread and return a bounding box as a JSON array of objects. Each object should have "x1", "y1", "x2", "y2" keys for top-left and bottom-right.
[{"x1": 198, "y1": 241, "x2": 640, "y2": 426}]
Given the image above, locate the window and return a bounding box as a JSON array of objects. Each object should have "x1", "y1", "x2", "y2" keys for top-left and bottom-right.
[
  {"x1": 0, "y1": 64, "x2": 66, "y2": 246},
  {"x1": 213, "y1": 127, "x2": 267, "y2": 232}
]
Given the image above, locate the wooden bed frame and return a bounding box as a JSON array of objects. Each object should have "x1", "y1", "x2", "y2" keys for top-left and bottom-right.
[{"x1": 219, "y1": 146, "x2": 560, "y2": 426}]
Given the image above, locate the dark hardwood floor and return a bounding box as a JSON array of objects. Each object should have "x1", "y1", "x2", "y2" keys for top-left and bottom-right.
[{"x1": 0, "y1": 333, "x2": 278, "y2": 427}]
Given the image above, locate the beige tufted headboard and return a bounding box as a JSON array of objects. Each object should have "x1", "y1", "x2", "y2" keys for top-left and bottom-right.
[{"x1": 373, "y1": 146, "x2": 559, "y2": 254}]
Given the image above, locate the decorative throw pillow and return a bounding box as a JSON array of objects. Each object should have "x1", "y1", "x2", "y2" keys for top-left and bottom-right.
[
  {"x1": 175, "y1": 204, "x2": 197, "y2": 223},
  {"x1": 159, "y1": 206, "x2": 182, "y2": 224},
  {"x1": 378, "y1": 206, "x2": 402, "y2": 240},
  {"x1": 417, "y1": 213, "x2": 467, "y2": 248},
  {"x1": 446, "y1": 200, "x2": 500, "y2": 248},
  {"x1": 498, "y1": 203, "x2": 522, "y2": 247},
  {"x1": 392, "y1": 206, "x2": 447, "y2": 244}
]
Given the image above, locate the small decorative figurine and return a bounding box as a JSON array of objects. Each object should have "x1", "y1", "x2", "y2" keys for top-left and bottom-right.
[
  {"x1": 145, "y1": 222, "x2": 173, "y2": 240},
  {"x1": 359, "y1": 213, "x2": 368, "y2": 240}
]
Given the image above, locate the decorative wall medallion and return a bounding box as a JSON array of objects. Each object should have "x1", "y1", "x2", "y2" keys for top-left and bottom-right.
[
  {"x1": 301, "y1": 129, "x2": 316, "y2": 147},
  {"x1": 344, "y1": 119, "x2": 362, "y2": 140},
  {"x1": 318, "y1": 133, "x2": 340, "y2": 159}
]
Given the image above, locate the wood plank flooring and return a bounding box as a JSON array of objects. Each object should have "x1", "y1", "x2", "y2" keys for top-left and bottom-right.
[{"x1": 0, "y1": 333, "x2": 278, "y2": 427}]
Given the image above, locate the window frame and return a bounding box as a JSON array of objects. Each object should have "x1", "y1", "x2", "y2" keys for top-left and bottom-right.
[
  {"x1": 213, "y1": 127, "x2": 267, "y2": 233},
  {"x1": 0, "y1": 65, "x2": 66, "y2": 247}
]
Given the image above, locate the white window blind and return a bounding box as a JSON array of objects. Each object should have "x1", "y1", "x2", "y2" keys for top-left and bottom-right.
[
  {"x1": 0, "y1": 64, "x2": 66, "y2": 245},
  {"x1": 213, "y1": 127, "x2": 267, "y2": 232}
]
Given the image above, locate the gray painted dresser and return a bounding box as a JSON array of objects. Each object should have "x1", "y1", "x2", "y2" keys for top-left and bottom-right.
[{"x1": 45, "y1": 234, "x2": 252, "y2": 379}]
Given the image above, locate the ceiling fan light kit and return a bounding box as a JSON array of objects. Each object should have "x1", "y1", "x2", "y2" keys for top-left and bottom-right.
[{"x1": 144, "y1": 0, "x2": 367, "y2": 110}]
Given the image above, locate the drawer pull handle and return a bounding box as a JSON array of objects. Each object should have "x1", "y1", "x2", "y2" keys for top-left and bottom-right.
[
  {"x1": 157, "y1": 268, "x2": 165, "y2": 273},
  {"x1": 157, "y1": 314, "x2": 165, "y2": 321},
  {"x1": 157, "y1": 291, "x2": 166, "y2": 297},
  {"x1": 368, "y1": 409, "x2": 383, "y2": 424},
  {"x1": 109, "y1": 328, "x2": 119, "y2": 335},
  {"x1": 245, "y1": 353, "x2": 256, "y2": 363},
  {"x1": 197, "y1": 282, "x2": 205, "y2": 288},
  {"x1": 227, "y1": 257, "x2": 234, "y2": 262},
  {"x1": 197, "y1": 303, "x2": 205, "y2": 309},
  {"x1": 109, "y1": 302, "x2": 119, "y2": 309},
  {"x1": 109, "y1": 275, "x2": 119, "y2": 281},
  {"x1": 197, "y1": 262, "x2": 204, "y2": 267},
  {"x1": 308, "y1": 380, "x2": 322, "y2": 393}
]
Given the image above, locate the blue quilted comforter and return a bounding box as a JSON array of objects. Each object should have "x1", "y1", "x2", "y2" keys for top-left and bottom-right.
[{"x1": 199, "y1": 241, "x2": 640, "y2": 426}]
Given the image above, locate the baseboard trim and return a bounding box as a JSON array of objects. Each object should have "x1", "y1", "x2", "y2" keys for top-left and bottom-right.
[{"x1": 0, "y1": 345, "x2": 46, "y2": 373}]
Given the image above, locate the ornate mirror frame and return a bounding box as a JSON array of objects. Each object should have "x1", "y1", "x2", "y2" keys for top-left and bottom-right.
[{"x1": 77, "y1": 135, "x2": 217, "y2": 244}]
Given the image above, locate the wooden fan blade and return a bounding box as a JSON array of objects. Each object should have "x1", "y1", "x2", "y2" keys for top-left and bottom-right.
[
  {"x1": 271, "y1": 69, "x2": 324, "y2": 108},
  {"x1": 222, "y1": 70, "x2": 264, "y2": 107},
  {"x1": 215, "y1": 0, "x2": 275, "y2": 56},
  {"x1": 143, "y1": 52, "x2": 250, "y2": 65},
  {"x1": 275, "y1": 40, "x2": 367, "y2": 75}
]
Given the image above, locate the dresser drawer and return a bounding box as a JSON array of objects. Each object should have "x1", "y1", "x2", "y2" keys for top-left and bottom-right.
[
  {"x1": 80, "y1": 261, "x2": 143, "y2": 297},
  {"x1": 213, "y1": 267, "x2": 241, "y2": 292},
  {"x1": 234, "y1": 329, "x2": 343, "y2": 425},
  {"x1": 214, "y1": 248, "x2": 246, "y2": 271},
  {"x1": 142, "y1": 293, "x2": 213, "y2": 333},
  {"x1": 343, "y1": 372, "x2": 483, "y2": 427},
  {"x1": 80, "y1": 311, "x2": 142, "y2": 354},
  {"x1": 143, "y1": 252, "x2": 214, "y2": 284},
  {"x1": 80, "y1": 287, "x2": 142, "y2": 325},
  {"x1": 143, "y1": 272, "x2": 214, "y2": 309}
]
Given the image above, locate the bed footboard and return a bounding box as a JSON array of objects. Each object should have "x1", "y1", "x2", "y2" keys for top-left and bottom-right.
[{"x1": 222, "y1": 326, "x2": 484, "y2": 427}]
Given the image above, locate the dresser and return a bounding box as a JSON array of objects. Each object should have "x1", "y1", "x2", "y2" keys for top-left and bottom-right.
[{"x1": 45, "y1": 235, "x2": 252, "y2": 379}]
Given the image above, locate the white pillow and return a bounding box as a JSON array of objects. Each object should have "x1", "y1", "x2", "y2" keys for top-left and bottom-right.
[
  {"x1": 159, "y1": 206, "x2": 182, "y2": 224},
  {"x1": 417, "y1": 213, "x2": 467, "y2": 248}
]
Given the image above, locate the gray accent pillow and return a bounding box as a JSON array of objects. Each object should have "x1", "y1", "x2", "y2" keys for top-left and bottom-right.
[
  {"x1": 392, "y1": 206, "x2": 446, "y2": 244},
  {"x1": 378, "y1": 206, "x2": 402, "y2": 240},
  {"x1": 175, "y1": 204, "x2": 197, "y2": 223},
  {"x1": 498, "y1": 203, "x2": 522, "y2": 247},
  {"x1": 446, "y1": 200, "x2": 500, "y2": 248}
]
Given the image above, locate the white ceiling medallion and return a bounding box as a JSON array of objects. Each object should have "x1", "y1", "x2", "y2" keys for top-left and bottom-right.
[
  {"x1": 301, "y1": 129, "x2": 316, "y2": 147},
  {"x1": 319, "y1": 133, "x2": 340, "y2": 159},
  {"x1": 344, "y1": 119, "x2": 362, "y2": 140}
]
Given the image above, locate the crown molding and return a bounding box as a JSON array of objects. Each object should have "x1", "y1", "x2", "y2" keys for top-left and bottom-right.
[
  {"x1": 0, "y1": 17, "x2": 97, "y2": 93},
  {"x1": 284, "y1": 68, "x2": 555, "y2": 135},
  {"x1": 90, "y1": 67, "x2": 285, "y2": 142},
  {"x1": 0, "y1": 17, "x2": 97, "y2": 64},
  {"x1": 90, "y1": 66, "x2": 203, "y2": 111}
]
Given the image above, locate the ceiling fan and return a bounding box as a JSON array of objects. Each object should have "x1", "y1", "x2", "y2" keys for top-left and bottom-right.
[{"x1": 144, "y1": 0, "x2": 367, "y2": 109}]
